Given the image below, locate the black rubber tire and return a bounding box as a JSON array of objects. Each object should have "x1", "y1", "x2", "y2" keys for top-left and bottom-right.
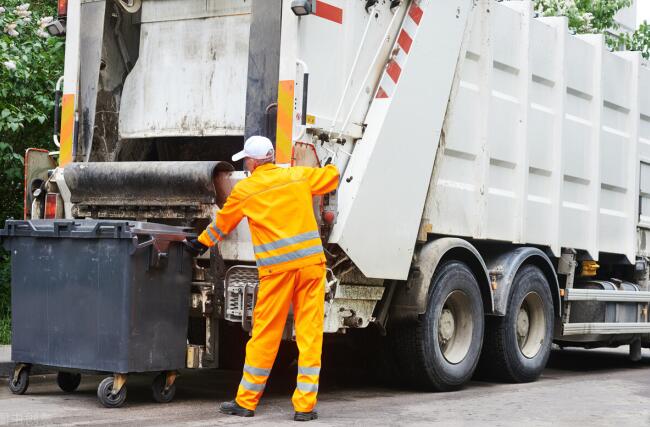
[
  {"x1": 57, "y1": 372, "x2": 82, "y2": 393},
  {"x1": 97, "y1": 377, "x2": 127, "y2": 408},
  {"x1": 8, "y1": 366, "x2": 29, "y2": 395},
  {"x1": 151, "y1": 373, "x2": 176, "y2": 404},
  {"x1": 393, "y1": 260, "x2": 484, "y2": 391},
  {"x1": 478, "y1": 264, "x2": 553, "y2": 383}
]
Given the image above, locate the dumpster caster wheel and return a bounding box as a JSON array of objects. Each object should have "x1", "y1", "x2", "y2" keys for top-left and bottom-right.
[
  {"x1": 97, "y1": 377, "x2": 127, "y2": 408},
  {"x1": 8, "y1": 364, "x2": 30, "y2": 395},
  {"x1": 57, "y1": 372, "x2": 82, "y2": 393},
  {"x1": 152, "y1": 372, "x2": 176, "y2": 404}
]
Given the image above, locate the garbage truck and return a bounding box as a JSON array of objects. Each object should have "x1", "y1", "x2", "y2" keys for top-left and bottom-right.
[{"x1": 17, "y1": 0, "x2": 650, "y2": 393}]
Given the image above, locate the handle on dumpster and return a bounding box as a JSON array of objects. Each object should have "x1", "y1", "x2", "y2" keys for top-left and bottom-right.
[
  {"x1": 53, "y1": 221, "x2": 71, "y2": 236},
  {"x1": 5, "y1": 220, "x2": 74, "y2": 237},
  {"x1": 131, "y1": 234, "x2": 169, "y2": 270},
  {"x1": 90, "y1": 221, "x2": 129, "y2": 238},
  {"x1": 6, "y1": 221, "x2": 38, "y2": 235},
  {"x1": 132, "y1": 235, "x2": 154, "y2": 252}
]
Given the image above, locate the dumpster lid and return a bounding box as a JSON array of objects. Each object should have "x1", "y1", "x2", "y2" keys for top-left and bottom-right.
[{"x1": 1, "y1": 220, "x2": 194, "y2": 240}]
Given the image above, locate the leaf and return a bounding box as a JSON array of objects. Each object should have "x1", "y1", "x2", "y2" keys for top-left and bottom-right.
[{"x1": 0, "y1": 109, "x2": 9, "y2": 119}]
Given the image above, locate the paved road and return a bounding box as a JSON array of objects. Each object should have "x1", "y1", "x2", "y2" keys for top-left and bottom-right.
[{"x1": 1, "y1": 346, "x2": 650, "y2": 426}]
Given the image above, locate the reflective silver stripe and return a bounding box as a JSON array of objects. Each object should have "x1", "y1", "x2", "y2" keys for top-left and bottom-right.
[
  {"x1": 206, "y1": 227, "x2": 218, "y2": 243},
  {"x1": 211, "y1": 222, "x2": 226, "y2": 239},
  {"x1": 298, "y1": 366, "x2": 321, "y2": 376},
  {"x1": 256, "y1": 244, "x2": 324, "y2": 267},
  {"x1": 296, "y1": 381, "x2": 318, "y2": 393},
  {"x1": 244, "y1": 364, "x2": 271, "y2": 377},
  {"x1": 253, "y1": 230, "x2": 321, "y2": 255},
  {"x1": 240, "y1": 378, "x2": 266, "y2": 392}
]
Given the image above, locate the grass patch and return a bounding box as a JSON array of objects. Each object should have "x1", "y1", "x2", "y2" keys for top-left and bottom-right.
[{"x1": 0, "y1": 316, "x2": 9, "y2": 345}]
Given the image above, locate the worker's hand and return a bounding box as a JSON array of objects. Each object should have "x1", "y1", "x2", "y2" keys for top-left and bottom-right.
[{"x1": 184, "y1": 238, "x2": 209, "y2": 257}]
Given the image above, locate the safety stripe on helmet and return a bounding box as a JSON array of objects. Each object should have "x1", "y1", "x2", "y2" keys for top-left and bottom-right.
[
  {"x1": 298, "y1": 366, "x2": 321, "y2": 376},
  {"x1": 240, "y1": 378, "x2": 266, "y2": 392},
  {"x1": 256, "y1": 244, "x2": 324, "y2": 267},
  {"x1": 296, "y1": 381, "x2": 318, "y2": 393},
  {"x1": 244, "y1": 364, "x2": 271, "y2": 377},
  {"x1": 206, "y1": 227, "x2": 219, "y2": 243},
  {"x1": 253, "y1": 230, "x2": 320, "y2": 255},
  {"x1": 211, "y1": 222, "x2": 226, "y2": 239}
]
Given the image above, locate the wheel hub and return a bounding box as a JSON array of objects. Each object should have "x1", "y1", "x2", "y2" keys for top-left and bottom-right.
[
  {"x1": 437, "y1": 290, "x2": 473, "y2": 364},
  {"x1": 517, "y1": 292, "x2": 546, "y2": 359},
  {"x1": 439, "y1": 308, "x2": 456, "y2": 342},
  {"x1": 516, "y1": 307, "x2": 530, "y2": 342}
]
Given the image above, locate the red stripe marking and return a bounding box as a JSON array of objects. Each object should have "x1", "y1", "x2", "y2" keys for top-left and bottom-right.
[
  {"x1": 376, "y1": 87, "x2": 388, "y2": 99},
  {"x1": 314, "y1": 1, "x2": 343, "y2": 24},
  {"x1": 386, "y1": 60, "x2": 401, "y2": 84},
  {"x1": 409, "y1": 3, "x2": 423, "y2": 25},
  {"x1": 397, "y1": 29, "x2": 413, "y2": 54}
]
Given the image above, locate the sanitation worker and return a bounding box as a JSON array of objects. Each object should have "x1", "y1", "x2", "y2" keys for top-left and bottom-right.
[{"x1": 185, "y1": 135, "x2": 339, "y2": 422}]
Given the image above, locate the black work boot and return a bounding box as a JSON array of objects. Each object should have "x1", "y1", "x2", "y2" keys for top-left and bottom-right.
[
  {"x1": 219, "y1": 400, "x2": 254, "y2": 417},
  {"x1": 294, "y1": 411, "x2": 318, "y2": 422}
]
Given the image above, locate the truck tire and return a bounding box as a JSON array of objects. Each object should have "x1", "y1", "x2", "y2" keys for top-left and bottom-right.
[
  {"x1": 478, "y1": 264, "x2": 553, "y2": 383},
  {"x1": 394, "y1": 260, "x2": 484, "y2": 391}
]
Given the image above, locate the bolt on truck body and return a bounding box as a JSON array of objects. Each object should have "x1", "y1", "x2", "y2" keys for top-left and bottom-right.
[{"x1": 23, "y1": 0, "x2": 650, "y2": 390}]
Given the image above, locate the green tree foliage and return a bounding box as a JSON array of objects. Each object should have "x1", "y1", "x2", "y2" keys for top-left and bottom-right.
[
  {"x1": 620, "y1": 21, "x2": 650, "y2": 58},
  {"x1": 534, "y1": 0, "x2": 650, "y2": 58},
  {"x1": 0, "y1": 1, "x2": 64, "y2": 343}
]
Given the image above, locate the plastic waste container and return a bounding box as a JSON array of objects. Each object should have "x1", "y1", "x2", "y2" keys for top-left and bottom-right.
[{"x1": 1, "y1": 219, "x2": 194, "y2": 407}]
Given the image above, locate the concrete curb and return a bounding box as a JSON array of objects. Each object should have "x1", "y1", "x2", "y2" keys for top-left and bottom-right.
[
  {"x1": 0, "y1": 346, "x2": 52, "y2": 378},
  {"x1": 0, "y1": 345, "x2": 12, "y2": 377}
]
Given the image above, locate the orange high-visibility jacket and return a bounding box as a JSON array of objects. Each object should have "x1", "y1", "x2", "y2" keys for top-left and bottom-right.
[{"x1": 198, "y1": 163, "x2": 340, "y2": 276}]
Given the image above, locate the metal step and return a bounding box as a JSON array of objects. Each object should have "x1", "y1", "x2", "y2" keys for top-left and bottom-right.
[
  {"x1": 564, "y1": 288, "x2": 650, "y2": 303},
  {"x1": 562, "y1": 322, "x2": 650, "y2": 336}
]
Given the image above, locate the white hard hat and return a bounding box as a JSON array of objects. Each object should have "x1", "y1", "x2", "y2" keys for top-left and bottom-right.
[{"x1": 232, "y1": 136, "x2": 275, "y2": 162}]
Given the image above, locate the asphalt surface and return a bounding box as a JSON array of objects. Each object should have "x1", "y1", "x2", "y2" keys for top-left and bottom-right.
[{"x1": 1, "y1": 346, "x2": 650, "y2": 426}]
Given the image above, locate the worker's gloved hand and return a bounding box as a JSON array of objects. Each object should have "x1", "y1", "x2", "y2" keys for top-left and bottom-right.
[{"x1": 184, "y1": 238, "x2": 209, "y2": 257}]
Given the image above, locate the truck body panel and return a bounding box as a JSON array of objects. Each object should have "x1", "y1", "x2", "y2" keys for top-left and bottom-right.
[
  {"x1": 417, "y1": 2, "x2": 649, "y2": 265},
  {"x1": 329, "y1": 0, "x2": 474, "y2": 280},
  {"x1": 119, "y1": 1, "x2": 252, "y2": 138}
]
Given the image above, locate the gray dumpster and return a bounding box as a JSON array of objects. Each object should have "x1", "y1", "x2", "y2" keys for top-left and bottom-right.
[{"x1": 1, "y1": 219, "x2": 193, "y2": 407}]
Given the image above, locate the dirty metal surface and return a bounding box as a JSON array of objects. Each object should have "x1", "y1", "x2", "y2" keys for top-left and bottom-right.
[{"x1": 64, "y1": 161, "x2": 233, "y2": 206}]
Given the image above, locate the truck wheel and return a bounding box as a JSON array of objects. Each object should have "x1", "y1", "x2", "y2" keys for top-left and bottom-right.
[
  {"x1": 97, "y1": 377, "x2": 127, "y2": 408},
  {"x1": 57, "y1": 372, "x2": 82, "y2": 393},
  {"x1": 8, "y1": 365, "x2": 30, "y2": 395},
  {"x1": 395, "y1": 260, "x2": 484, "y2": 391},
  {"x1": 479, "y1": 264, "x2": 553, "y2": 382}
]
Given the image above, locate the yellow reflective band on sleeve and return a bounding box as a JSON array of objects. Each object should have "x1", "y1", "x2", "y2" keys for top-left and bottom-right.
[
  {"x1": 211, "y1": 222, "x2": 226, "y2": 239},
  {"x1": 206, "y1": 227, "x2": 218, "y2": 243}
]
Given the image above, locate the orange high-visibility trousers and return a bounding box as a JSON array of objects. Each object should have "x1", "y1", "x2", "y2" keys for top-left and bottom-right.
[{"x1": 236, "y1": 263, "x2": 326, "y2": 413}]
